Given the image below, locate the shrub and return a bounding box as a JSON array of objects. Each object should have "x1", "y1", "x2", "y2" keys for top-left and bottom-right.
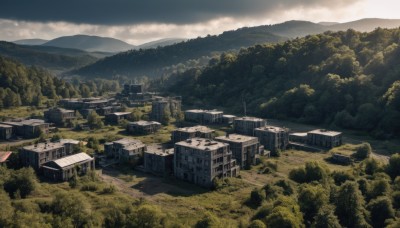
[{"x1": 353, "y1": 143, "x2": 372, "y2": 160}]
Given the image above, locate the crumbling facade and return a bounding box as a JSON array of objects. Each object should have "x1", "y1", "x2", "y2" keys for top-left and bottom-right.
[
  {"x1": 171, "y1": 125, "x2": 214, "y2": 144},
  {"x1": 184, "y1": 109, "x2": 223, "y2": 124},
  {"x1": 174, "y1": 138, "x2": 239, "y2": 188},
  {"x1": 233, "y1": 117, "x2": 266, "y2": 136},
  {"x1": 150, "y1": 97, "x2": 181, "y2": 123},
  {"x1": 105, "y1": 112, "x2": 131, "y2": 124},
  {"x1": 44, "y1": 108, "x2": 75, "y2": 126},
  {"x1": 255, "y1": 126, "x2": 289, "y2": 153},
  {"x1": 1, "y1": 119, "x2": 49, "y2": 139},
  {"x1": 215, "y1": 134, "x2": 260, "y2": 169},
  {"x1": 104, "y1": 138, "x2": 146, "y2": 162},
  {"x1": 127, "y1": 121, "x2": 162, "y2": 135},
  {"x1": 307, "y1": 129, "x2": 343, "y2": 148},
  {"x1": 144, "y1": 144, "x2": 174, "y2": 176}
]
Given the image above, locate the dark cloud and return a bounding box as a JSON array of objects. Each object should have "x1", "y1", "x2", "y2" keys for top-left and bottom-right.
[{"x1": 0, "y1": 0, "x2": 360, "y2": 25}]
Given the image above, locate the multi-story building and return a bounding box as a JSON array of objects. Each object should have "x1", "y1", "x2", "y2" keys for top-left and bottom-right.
[
  {"x1": 59, "y1": 98, "x2": 113, "y2": 110},
  {"x1": 105, "y1": 112, "x2": 131, "y2": 124},
  {"x1": 255, "y1": 126, "x2": 289, "y2": 153},
  {"x1": 307, "y1": 129, "x2": 343, "y2": 148},
  {"x1": 184, "y1": 109, "x2": 223, "y2": 124},
  {"x1": 215, "y1": 134, "x2": 260, "y2": 169},
  {"x1": 42, "y1": 152, "x2": 95, "y2": 181},
  {"x1": 104, "y1": 138, "x2": 146, "y2": 162},
  {"x1": 44, "y1": 107, "x2": 76, "y2": 126},
  {"x1": 174, "y1": 138, "x2": 239, "y2": 188},
  {"x1": 171, "y1": 125, "x2": 214, "y2": 144},
  {"x1": 127, "y1": 121, "x2": 162, "y2": 135},
  {"x1": 122, "y1": 84, "x2": 143, "y2": 95},
  {"x1": 222, "y1": 115, "x2": 236, "y2": 124},
  {"x1": 144, "y1": 144, "x2": 174, "y2": 176},
  {"x1": 150, "y1": 97, "x2": 181, "y2": 123},
  {"x1": 233, "y1": 117, "x2": 267, "y2": 136},
  {"x1": 19, "y1": 139, "x2": 80, "y2": 170},
  {"x1": 1, "y1": 119, "x2": 49, "y2": 139}
]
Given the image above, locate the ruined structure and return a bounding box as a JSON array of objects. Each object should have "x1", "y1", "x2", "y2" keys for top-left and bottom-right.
[
  {"x1": 233, "y1": 117, "x2": 266, "y2": 136},
  {"x1": 307, "y1": 129, "x2": 343, "y2": 148},
  {"x1": 104, "y1": 138, "x2": 146, "y2": 162},
  {"x1": 215, "y1": 134, "x2": 261, "y2": 169},
  {"x1": 254, "y1": 126, "x2": 289, "y2": 153},
  {"x1": 144, "y1": 144, "x2": 174, "y2": 176},
  {"x1": 42, "y1": 152, "x2": 95, "y2": 181},
  {"x1": 184, "y1": 109, "x2": 223, "y2": 124},
  {"x1": 171, "y1": 125, "x2": 214, "y2": 144},
  {"x1": 44, "y1": 107, "x2": 75, "y2": 126},
  {"x1": 105, "y1": 112, "x2": 131, "y2": 124},
  {"x1": 174, "y1": 138, "x2": 239, "y2": 188},
  {"x1": 150, "y1": 97, "x2": 181, "y2": 123},
  {"x1": 127, "y1": 121, "x2": 162, "y2": 135},
  {"x1": 1, "y1": 119, "x2": 49, "y2": 139}
]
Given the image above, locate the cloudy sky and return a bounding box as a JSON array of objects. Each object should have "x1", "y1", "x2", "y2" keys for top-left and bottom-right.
[{"x1": 0, "y1": 0, "x2": 399, "y2": 45}]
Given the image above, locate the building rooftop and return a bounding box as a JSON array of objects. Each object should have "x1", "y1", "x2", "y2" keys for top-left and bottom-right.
[
  {"x1": 223, "y1": 115, "x2": 236, "y2": 118},
  {"x1": 146, "y1": 144, "x2": 174, "y2": 156},
  {"x1": 176, "y1": 138, "x2": 228, "y2": 151},
  {"x1": 23, "y1": 142, "x2": 65, "y2": 153},
  {"x1": 185, "y1": 109, "x2": 204, "y2": 113},
  {"x1": 0, "y1": 151, "x2": 12, "y2": 163},
  {"x1": 290, "y1": 132, "x2": 308, "y2": 137},
  {"x1": 255, "y1": 126, "x2": 288, "y2": 133},
  {"x1": 48, "y1": 108, "x2": 75, "y2": 113},
  {"x1": 59, "y1": 139, "x2": 80, "y2": 145},
  {"x1": 215, "y1": 134, "x2": 257, "y2": 143},
  {"x1": 129, "y1": 120, "x2": 161, "y2": 126},
  {"x1": 204, "y1": 110, "x2": 223, "y2": 115},
  {"x1": 234, "y1": 116, "x2": 265, "y2": 122},
  {"x1": 175, "y1": 125, "x2": 214, "y2": 133},
  {"x1": 0, "y1": 124, "x2": 13, "y2": 128},
  {"x1": 1, "y1": 119, "x2": 46, "y2": 127},
  {"x1": 110, "y1": 112, "x2": 131, "y2": 116},
  {"x1": 308, "y1": 129, "x2": 342, "y2": 137},
  {"x1": 113, "y1": 138, "x2": 142, "y2": 146},
  {"x1": 51, "y1": 152, "x2": 93, "y2": 168}
]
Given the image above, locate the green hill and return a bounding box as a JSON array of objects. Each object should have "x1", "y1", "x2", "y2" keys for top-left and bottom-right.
[{"x1": 160, "y1": 28, "x2": 400, "y2": 138}]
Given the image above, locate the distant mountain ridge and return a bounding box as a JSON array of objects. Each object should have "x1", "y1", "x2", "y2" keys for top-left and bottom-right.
[
  {"x1": 42, "y1": 35, "x2": 135, "y2": 53},
  {"x1": 13, "y1": 39, "x2": 49, "y2": 45}
]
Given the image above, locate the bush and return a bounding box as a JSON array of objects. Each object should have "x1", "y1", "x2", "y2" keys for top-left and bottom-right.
[
  {"x1": 80, "y1": 182, "x2": 100, "y2": 192},
  {"x1": 249, "y1": 188, "x2": 265, "y2": 207},
  {"x1": 353, "y1": 143, "x2": 372, "y2": 160},
  {"x1": 102, "y1": 185, "x2": 116, "y2": 194}
]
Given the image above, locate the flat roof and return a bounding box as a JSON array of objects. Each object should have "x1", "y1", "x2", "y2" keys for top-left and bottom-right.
[
  {"x1": 23, "y1": 142, "x2": 64, "y2": 153},
  {"x1": 0, "y1": 124, "x2": 13, "y2": 128},
  {"x1": 308, "y1": 129, "x2": 342, "y2": 137},
  {"x1": 290, "y1": 132, "x2": 308, "y2": 137},
  {"x1": 59, "y1": 139, "x2": 80, "y2": 145},
  {"x1": 223, "y1": 115, "x2": 236, "y2": 118},
  {"x1": 146, "y1": 144, "x2": 174, "y2": 156},
  {"x1": 234, "y1": 116, "x2": 265, "y2": 122},
  {"x1": 51, "y1": 152, "x2": 93, "y2": 168},
  {"x1": 1, "y1": 119, "x2": 46, "y2": 127},
  {"x1": 185, "y1": 109, "x2": 204, "y2": 113},
  {"x1": 129, "y1": 120, "x2": 161, "y2": 126},
  {"x1": 110, "y1": 112, "x2": 131, "y2": 116},
  {"x1": 215, "y1": 134, "x2": 257, "y2": 143},
  {"x1": 48, "y1": 108, "x2": 74, "y2": 113},
  {"x1": 175, "y1": 125, "x2": 214, "y2": 133},
  {"x1": 255, "y1": 126, "x2": 288, "y2": 133},
  {"x1": 113, "y1": 138, "x2": 142, "y2": 145},
  {"x1": 175, "y1": 137, "x2": 228, "y2": 151}
]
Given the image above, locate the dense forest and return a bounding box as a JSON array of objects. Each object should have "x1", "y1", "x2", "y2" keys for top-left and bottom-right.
[
  {"x1": 0, "y1": 56, "x2": 121, "y2": 108},
  {"x1": 74, "y1": 28, "x2": 285, "y2": 78},
  {"x1": 160, "y1": 28, "x2": 400, "y2": 139}
]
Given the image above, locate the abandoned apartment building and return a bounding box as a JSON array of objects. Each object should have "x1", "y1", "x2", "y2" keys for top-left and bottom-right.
[
  {"x1": 19, "y1": 139, "x2": 82, "y2": 170},
  {"x1": 215, "y1": 134, "x2": 261, "y2": 169},
  {"x1": 307, "y1": 129, "x2": 343, "y2": 148},
  {"x1": 42, "y1": 152, "x2": 95, "y2": 181},
  {"x1": 126, "y1": 120, "x2": 162, "y2": 135},
  {"x1": 104, "y1": 138, "x2": 146, "y2": 162},
  {"x1": 171, "y1": 125, "x2": 215, "y2": 144},
  {"x1": 144, "y1": 144, "x2": 174, "y2": 176},
  {"x1": 174, "y1": 138, "x2": 240, "y2": 188},
  {"x1": 105, "y1": 112, "x2": 131, "y2": 124},
  {"x1": 44, "y1": 107, "x2": 75, "y2": 126},
  {"x1": 184, "y1": 109, "x2": 224, "y2": 124},
  {"x1": 59, "y1": 97, "x2": 114, "y2": 110},
  {"x1": 0, "y1": 119, "x2": 49, "y2": 139},
  {"x1": 233, "y1": 117, "x2": 267, "y2": 136},
  {"x1": 254, "y1": 126, "x2": 289, "y2": 154},
  {"x1": 122, "y1": 83, "x2": 143, "y2": 95},
  {"x1": 150, "y1": 97, "x2": 182, "y2": 123}
]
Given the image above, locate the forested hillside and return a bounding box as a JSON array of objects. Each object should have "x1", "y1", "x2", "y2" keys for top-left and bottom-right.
[
  {"x1": 0, "y1": 56, "x2": 83, "y2": 108},
  {"x1": 0, "y1": 41, "x2": 98, "y2": 70},
  {"x1": 161, "y1": 28, "x2": 400, "y2": 138},
  {"x1": 74, "y1": 29, "x2": 285, "y2": 78}
]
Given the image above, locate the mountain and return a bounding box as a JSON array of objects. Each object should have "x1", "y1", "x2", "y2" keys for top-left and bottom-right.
[
  {"x1": 318, "y1": 22, "x2": 339, "y2": 26},
  {"x1": 262, "y1": 20, "x2": 326, "y2": 38},
  {"x1": 42, "y1": 35, "x2": 135, "y2": 53},
  {"x1": 160, "y1": 28, "x2": 400, "y2": 138},
  {"x1": 137, "y1": 38, "x2": 186, "y2": 49},
  {"x1": 13, "y1": 38, "x2": 49, "y2": 45},
  {"x1": 328, "y1": 18, "x2": 400, "y2": 32},
  {"x1": 73, "y1": 29, "x2": 286, "y2": 78},
  {"x1": 0, "y1": 41, "x2": 99, "y2": 71}
]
